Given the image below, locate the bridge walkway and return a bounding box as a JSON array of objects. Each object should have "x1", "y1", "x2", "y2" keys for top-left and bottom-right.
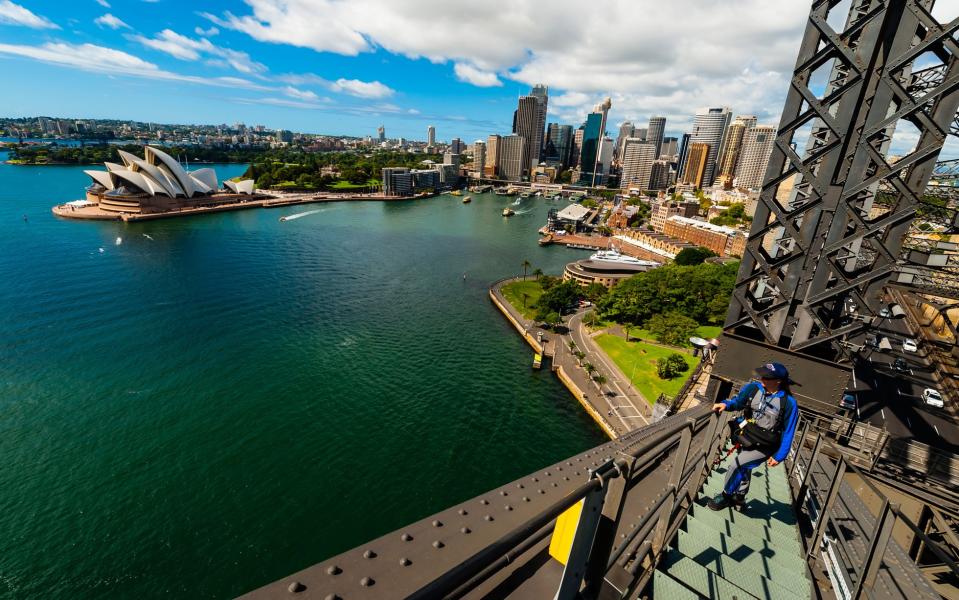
[{"x1": 654, "y1": 453, "x2": 813, "y2": 599}]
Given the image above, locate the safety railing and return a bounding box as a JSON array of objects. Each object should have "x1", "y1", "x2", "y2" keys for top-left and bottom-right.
[
  {"x1": 787, "y1": 420, "x2": 959, "y2": 599},
  {"x1": 240, "y1": 404, "x2": 731, "y2": 599}
]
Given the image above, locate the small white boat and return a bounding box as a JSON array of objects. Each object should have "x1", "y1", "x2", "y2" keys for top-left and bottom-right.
[
  {"x1": 502, "y1": 207, "x2": 515, "y2": 216},
  {"x1": 462, "y1": 196, "x2": 472, "y2": 203}
]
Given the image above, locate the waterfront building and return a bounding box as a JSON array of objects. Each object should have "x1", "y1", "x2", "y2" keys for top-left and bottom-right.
[
  {"x1": 620, "y1": 139, "x2": 657, "y2": 191},
  {"x1": 715, "y1": 115, "x2": 756, "y2": 189},
  {"x1": 647, "y1": 116, "x2": 666, "y2": 159},
  {"x1": 618, "y1": 228, "x2": 697, "y2": 260},
  {"x1": 680, "y1": 142, "x2": 710, "y2": 188},
  {"x1": 564, "y1": 251, "x2": 660, "y2": 289},
  {"x1": 382, "y1": 167, "x2": 440, "y2": 196},
  {"x1": 685, "y1": 107, "x2": 732, "y2": 187},
  {"x1": 513, "y1": 94, "x2": 540, "y2": 176},
  {"x1": 578, "y1": 97, "x2": 611, "y2": 186},
  {"x1": 549, "y1": 203, "x2": 591, "y2": 232},
  {"x1": 377, "y1": 125, "x2": 385, "y2": 142},
  {"x1": 427, "y1": 125, "x2": 436, "y2": 146},
  {"x1": 485, "y1": 134, "x2": 501, "y2": 177},
  {"x1": 497, "y1": 134, "x2": 527, "y2": 182},
  {"x1": 531, "y1": 164, "x2": 558, "y2": 183},
  {"x1": 735, "y1": 125, "x2": 776, "y2": 190},
  {"x1": 649, "y1": 197, "x2": 700, "y2": 232},
  {"x1": 471, "y1": 141, "x2": 486, "y2": 177},
  {"x1": 82, "y1": 146, "x2": 254, "y2": 214},
  {"x1": 443, "y1": 152, "x2": 461, "y2": 170},
  {"x1": 663, "y1": 215, "x2": 747, "y2": 257}
]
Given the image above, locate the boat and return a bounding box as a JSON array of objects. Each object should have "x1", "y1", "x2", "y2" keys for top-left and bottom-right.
[
  {"x1": 520, "y1": 192, "x2": 532, "y2": 198},
  {"x1": 493, "y1": 187, "x2": 514, "y2": 196},
  {"x1": 462, "y1": 196, "x2": 472, "y2": 203},
  {"x1": 451, "y1": 190, "x2": 463, "y2": 196},
  {"x1": 589, "y1": 248, "x2": 660, "y2": 268},
  {"x1": 502, "y1": 207, "x2": 515, "y2": 216}
]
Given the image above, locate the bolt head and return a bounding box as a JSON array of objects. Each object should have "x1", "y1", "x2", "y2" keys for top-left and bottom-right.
[
  {"x1": 360, "y1": 576, "x2": 375, "y2": 587},
  {"x1": 363, "y1": 549, "x2": 376, "y2": 559},
  {"x1": 326, "y1": 565, "x2": 341, "y2": 576},
  {"x1": 288, "y1": 581, "x2": 305, "y2": 593}
]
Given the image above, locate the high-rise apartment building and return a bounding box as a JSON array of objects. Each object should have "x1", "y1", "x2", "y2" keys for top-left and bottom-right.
[
  {"x1": 620, "y1": 139, "x2": 657, "y2": 190},
  {"x1": 597, "y1": 137, "x2": 614, "y2": 185},
  {"x1": 646, "y1": 116, "x2": 666, "y2": 158},
  {"x1": 427, "y1": 125, "x2": 436, "y2": 146},
  {"x1": 579, "y1": 97, "x2": 611, "y2": 186},
  {"x1": 377, "y1": 125, "x2": 385, "y2": 142},
  {"x1": 615, "y1": 121, "x2": 634, "y2": 160},
  {"x1": 450, "y1": 137, "x2": 465, "y2": 154},
  {"x1": 571, "y1": 127, "x2": 585, "y2": 168},
  {"x1": 497, "y1": 134, "x2": 527, "y2": 182},
  {"x1": 485, "y1": 134, "x2": 501, "y2": 177},
  {"x1": 676, "y1": 133, "x2": 692, "y2": 178},
  {"x1": 735, "y1": 125, "x2": 776, "y2": 190},
  {"x1": 649, "y1": 160, "x2": 671, "y2": 190},
  {"x1": 513, "y1": 94, "x2": 541, "y2": 176},
  {"x1": 660, "y1": 137, "x2": 678, "y2": 158},
  {"x1": 471, "y1": 141, "x2": 485, "y2": 177},
  {"x1": 686, "y1": 107, "x2": 732, "y2": 187},
  {"x1": 680, "y1": 142, "x2": 710, "y2": 188},
  {"x1": 530, "y1": 84, "x2": 549, "y2": 159},
  {"x1": 715, "y1": 115, "x2": 756, "y2": 189}
]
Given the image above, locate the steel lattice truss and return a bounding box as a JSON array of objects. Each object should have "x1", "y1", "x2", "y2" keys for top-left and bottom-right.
[{"x1": 726, "y1": 0, "x2": 959, "y2": 361}]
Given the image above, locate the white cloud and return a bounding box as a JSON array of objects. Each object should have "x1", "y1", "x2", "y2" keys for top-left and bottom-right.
[
  {"x1": 283, "y1": 85, "x2": 318, "y2": 101},
  {"x1": 0, "y1": 0, "x2": 59, "y2": 29},
  {"x1": 94, "y1": 13, "x2": 129, "y2": 30},
  {"x1": 454, "y1": 63, "x2": 501, "y2": 87},
  {"x1": 129, "y1": 29, "x2": 266, "y2": 75},
  {"x1": 95, "y1": 0, "x2": 110, "y2": 7},
  {"x1": 204, "y1": 0, "x2": 812, "y2": 126},
  {"x1": 195, "y1": 25, "x2": 219, "y2": 36},
  {"x1": 330, "y1": 78, "x2": 393, "y2": 98}
]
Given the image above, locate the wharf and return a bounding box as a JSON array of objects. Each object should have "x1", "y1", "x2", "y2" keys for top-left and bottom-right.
[
  {"x1": 538, "y1": 233, "x2": 668, "y2": 263},
  {"x1": 51, "y1": 190, "x2": 436, "y2": 222}
]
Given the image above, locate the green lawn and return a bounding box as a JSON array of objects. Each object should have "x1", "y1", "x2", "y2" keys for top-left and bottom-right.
[
  {"x1": 596, "y1": 324, "x2": 721, "y2": 348},
  {"x1": 594, "y1": 334, "x2": 699, "y2": 404},
  {"x1": 330, "y1": 179, "x2": 379, "y2": 190},
  {"x1": 501, "y1": 279, "x2": 544, "y2": 320}
]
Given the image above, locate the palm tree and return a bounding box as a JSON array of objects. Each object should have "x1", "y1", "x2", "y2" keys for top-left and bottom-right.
[
  {"x1": 521, "y1": 292, "x2": 530, "y2": 308},
  {"x1": 532, "y1": 268, "x2": 544, "y2": 280},
  {"x1": 574, "y1": 350, "x2": 586, "y2": 364},
  {"x1": 593, "y1": 374, "x2": 607, "y2": 390},
  {"x1": 567, "y1": 340, "x2": 577, "y2": 352},
  {"x1": 584, "y1": 362, "x2": 596, "y2": 377},
  {"x1": 522, "y1": 259, "x2": 532, "y2": 280}
]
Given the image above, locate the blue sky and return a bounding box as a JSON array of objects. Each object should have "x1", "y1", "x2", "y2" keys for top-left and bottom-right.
[{"x1": 1, "y1": 0, "x2": 951, "y2": 156}]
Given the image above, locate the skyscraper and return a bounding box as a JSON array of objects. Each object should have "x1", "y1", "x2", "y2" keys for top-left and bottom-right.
[
  {"x1": 497, "y1": 134, "x2": 527, "y2": 182},
  {"x1": 649, "y1": 160, "x2": 671, "y2": 190},
  {"x1": 597, "y1": 137, "x2": 614, "y2": 185},
  {"x1": 571, "y1": 127, "x2": 585, "y2": 168},
  {"x1": 686, "y1": 107, "x2": 732, "y2": 187},
  {"x1": 716, "y1": 115, "x2": 756, "y2": 189},
  {"x1": 513, "y1": 94, "x2": 541, "y2": 176},
  {"x1": 660, "y1": 137, "x2": 679, "y2": 158},
  {"x1": 450, "y1": 138, "x2": 465, "y2": 154},
  {"x1": 681, "y1": 142, "x2": 710, "y2": 188},
  {"x1": 676, "y1": 133, "x2": 692, "y2": 178},
  {"x1": 530, "y1": 84, "x2": 549, "y2": 159},
  {"x1": 427, "y1": 125, "x2": 436, "y2": 146},
  {"x1": 485, "y1": 134, "x2": 501, "y2": 177},
  {"x1": 579, "y1": 97, "x2": 612, "y2": 186},
  {"x1": 377, "y1": 125, "x2": 385, "y2": 142},
  {"x1": 646, "y1": 116, "x2": 666, "y2": 158},
  {"x1": 620, "y1": 139, "x2": 657, "y2": 190},
  {"x1": 544, "y1": 123, "x2": 574, "y2": 167},
  {"x1": 735, "y1": 125, "x2": 776, "y2": 190},
  {"x1": 472, "y1": 140, "x2": 486, "y2": 177},
  {"x1": 615, "y1": 121, "x2": 634, "y2": 160}
]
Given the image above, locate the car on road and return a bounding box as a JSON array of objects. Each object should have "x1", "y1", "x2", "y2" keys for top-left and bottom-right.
[
  {"x1": 902, "y1": 339, "x2": 918, "y2": 353},
  {"x1": 922, "y1": 388, "x2": 944, "y2": 408},
  {"x1": 893, "y1": 357, "x2": 909, "y2": 372},
  {"x1": 840, "y1": 393, "x2": 857, "y2": 410}
]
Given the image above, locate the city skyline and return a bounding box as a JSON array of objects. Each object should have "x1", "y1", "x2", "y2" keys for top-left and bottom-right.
[{"x1": 0, "y1": 0, "x2": 818, "y2": 142}]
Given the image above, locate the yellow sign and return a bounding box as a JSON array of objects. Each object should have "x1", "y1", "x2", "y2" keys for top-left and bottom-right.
[{"x1": 549, "y1": 499, "x2": 584, "y2": 565}]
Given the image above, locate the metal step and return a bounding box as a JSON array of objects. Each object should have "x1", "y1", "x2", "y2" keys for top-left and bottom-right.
[
  {"x1": 661, "y1": 551, "x2": 760, "y2": 600},
  {"x1": 652, "y1": 569, "x2": 706, "y2": 599},
  {"x1": 688, "y1": 503, "x2": 802, "y2": 553},
  {"x1": 681, "y1": 515, "x2": 806, "y2": 581},
  {"x1": 702, "y1": 470, "x2": 792, "y2": 505}
]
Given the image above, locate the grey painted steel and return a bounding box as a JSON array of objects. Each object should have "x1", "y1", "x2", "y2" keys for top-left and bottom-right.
[
  {"x1": 239, "y1": 405, "x2": 725, "y2": 599},
  {"x1": 553, "y1": 463, "x2": 611, "y2": 600},
  {"x1": 723, "y1": 0, "x2": 959, "y2": 362}
]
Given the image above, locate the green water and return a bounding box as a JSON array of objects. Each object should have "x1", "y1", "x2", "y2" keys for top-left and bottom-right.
[{"x1": 0, "y1": 157, "x2": 605, "y2": 598}]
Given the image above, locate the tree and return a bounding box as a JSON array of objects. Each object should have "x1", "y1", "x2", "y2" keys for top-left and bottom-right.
[
  {"x1": 521, "y1": 260, "x2": 532, "y2": 280},
  {"x1": 532, "y1": 268, "x2": 544, "y2": 280},
  {"x1": 593, "y1": 374, "x2": 608, "y2": 388},
  {"x1": 674, "y1": 246, "x2": 718, "y2": 266},
  {"x1": 583, "y1": 362, "x2": 596, "y2": 377},
  {"x1": 582, "y1": 199, "x2": 598, "y2": 208},
  {"x1": 574, "y1": 350, "x2": 586, "y2": 363},
  {"x1": 539, "y1": 275, "x2": 560, "y2": 291},
  {"x1": 536, "y1": 280, "x2": 583, "y2": 316},
  {"x1": 567, "y1": 340, "x2": 577, "y2": 352},
  {"x1": 584, "y1": 282, "x2": 608, "y2": 303},
  {"x1": 656, "y1": 353, "x2": 690, "y2": 379},
  {"x1": 541, "y1": 311, "x2": 562, "y2": 330},
  {"x1": 646, "y1": 312, "x2": 699, "y2": 347},
  {"x1": 521, "y1": 292, "x2": 530, "y2": 309}
]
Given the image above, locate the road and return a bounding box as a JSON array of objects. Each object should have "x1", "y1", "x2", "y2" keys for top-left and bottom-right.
[{"x1": 848, "y1": 315, "x2": 959, "y2": 452}]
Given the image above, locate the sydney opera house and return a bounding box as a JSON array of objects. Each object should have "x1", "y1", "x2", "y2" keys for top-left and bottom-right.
[{"x1": 81, "y1": 146, "x2": 256, "y2": 214}]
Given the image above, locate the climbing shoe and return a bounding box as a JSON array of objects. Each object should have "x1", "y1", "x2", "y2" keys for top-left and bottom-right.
[{"x1": 707, "y1": 493, "x2": 733, "y2": 511}]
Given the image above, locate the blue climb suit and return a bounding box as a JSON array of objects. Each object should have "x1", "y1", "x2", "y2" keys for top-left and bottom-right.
[{"x1": 720, "y1": 380, "x2": 799, "y2": 498}]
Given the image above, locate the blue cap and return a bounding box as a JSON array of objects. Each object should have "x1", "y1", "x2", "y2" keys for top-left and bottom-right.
[{"x1": 755, "y1": 362, "x2": 790, "y2": 381}]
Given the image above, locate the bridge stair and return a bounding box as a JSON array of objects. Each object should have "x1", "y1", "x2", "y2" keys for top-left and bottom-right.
[{"x1": 653, "y1": 454, "x2": 813, "y2": 599}]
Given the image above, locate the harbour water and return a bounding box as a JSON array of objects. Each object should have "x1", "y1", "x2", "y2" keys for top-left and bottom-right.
[{"x1": 0, "y1": 155, "x2": 603, "y2": 598}]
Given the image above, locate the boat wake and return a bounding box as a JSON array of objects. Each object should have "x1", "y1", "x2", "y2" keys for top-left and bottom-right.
[
  {"x1": 512, "y1": 199, "x2": 522, "y2": 205},
  {"x1": 279, "y1": 209, "x2": 324, "y2": 222},
  {"x1": 514, "y1": 209, "x2": 533, "y2": 215}
]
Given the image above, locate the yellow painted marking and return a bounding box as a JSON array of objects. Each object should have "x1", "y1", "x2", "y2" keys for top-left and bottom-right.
[{"x1": 549, "y1": 499, "x2": 584, "y2": 565}]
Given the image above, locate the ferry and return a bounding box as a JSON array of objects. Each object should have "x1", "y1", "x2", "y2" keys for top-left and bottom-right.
[
  {"x1": 502, "y1": 207, "x2": 515, "y2": 216},
  {"x1": 451, "y1": 190, "x2": 463, "y2": 196},
  {"x1": 493, "y1": 187, "x2": 515, "y2": 196},
  {"x1": 462, "y1": 196, "x2": 472, "y2": 203}
]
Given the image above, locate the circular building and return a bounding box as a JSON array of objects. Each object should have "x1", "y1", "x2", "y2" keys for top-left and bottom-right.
[{"x1": 564, "y1": 250, "x2": 660, "y2": 289}]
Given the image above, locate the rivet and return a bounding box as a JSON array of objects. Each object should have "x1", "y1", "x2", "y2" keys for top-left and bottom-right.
[
  {"x1": 480, "y1": 499, "x2": 489, "y2": 505},
  {"x1": 566, "y1": 461, "x2": 572, "y2": 466},
  {"x1": 532, "y1": 477, "x2": 539, "y2": 482},
  {"x1": 485, "y1": 515, "x2": 494, "y2": 521},
  {"x1": 564, "y1": 476, "x2": 570, "y2": 481},
  {"x1": 557, "y1": 466, "x2": 563, "y2": 471},
  {"x1": 326, "y1": 565, "x2": 341, "y2": 576},
  {"x1": 546, "y1": 471, "x2": 552, "y2": 476},
  {"x1": 360, "y1": 576, "x2": 374, "y2": 587},
  {"x1": 517, "y1": 483, "x2": 524, "y2": 489},
  {"x1": 458, "y1": 509, "x2": 468, "y2": 516},
  {"x1": 288, "y1": 581, "x2": 305, "y2": 593},
  {"x1": 552, "y1": 482, "x2": 558, "y2": 487},
  {"x1": 522, "y1": 496, "x2": 530, "y2": 502},
  {"x1": 500, "y1": 490, "x2": 508, "y2": 496},
  {"x1": 323, "y1": 594, "x2": 339, "y2": 600},
  {"x1": 363, "y1": 550, "x2": 376, "y2": 559},
  {"x1": 505, "y1": 504, "x2": 513, "y2": 511},
  {"x1": 539, "y1": 489, "x2": 546, "y2": 494},
  {"x1": 461, "y1": 527, "x2": 471, "y2": 534},
  {"x1": 400, "y1": 558, "x2": 411, "y2": 566},
  {"x1": 432, "y1": 520, "x2": 443, "y2": 527},
  {"x1": 401, "y1": 533, "x2": 413, "y2": 542},
  {"x1": 433, "y1": 540, "x2": 445, "y2": 548}
]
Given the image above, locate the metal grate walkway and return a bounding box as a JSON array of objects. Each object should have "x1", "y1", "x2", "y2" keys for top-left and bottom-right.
[{"x1": 654, "y1": 454, "x2": 813, "y2": 599}]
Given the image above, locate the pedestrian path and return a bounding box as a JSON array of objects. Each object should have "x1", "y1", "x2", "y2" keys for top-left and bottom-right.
[{"x1": 653, "y1": 453, "x2": 812, "y2": 599}]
